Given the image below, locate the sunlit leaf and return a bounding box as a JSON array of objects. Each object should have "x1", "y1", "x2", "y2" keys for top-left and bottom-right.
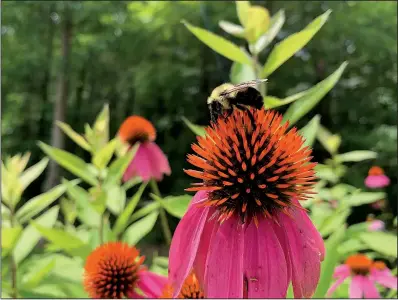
[
  {"x1": 19, "y1": 157, "x2": 49, "y2": 192},
  {"x1": 335, "y1": 151, "x2": 377, "y2": 162},
  {"x1": 182, "y1": 20, "x2": 251, "y2": 65},
  {"x1": 230, "y1": 62, "x2": 256, "y2": 85},
  {"x1": 316, "y1": 125, "x2": 342, "y2": 155},
  {"x1": 283, "y1": 62, "x2": 348, "y2": 126},
  {"x1": 319, "y1": 209, "x2": 350, "y2": 237},
  {"x1": 262, "y1": 10, "x2": 332, "y2": 77},
  {"x1": 264, "y1": 90, "x2": 308, "y2": 109},
  {"x1": 105, "y1": 144, "x2": 138, "y2": 185},
  {"x1": 22, "y1": 259, "x2": 56, "y2": 289},
  {"x1": 182, "y1": 117, "x2": 206, "y2": 137},
  {"x1": 299, "y1": 115, "x2": 321, "y2": 147},
  {"x1": 105, "y1": 184, "x2": 126, "y2": 215},
  {"x1": 343, "y1": 192, "x2": 386, "y2": 207},
  {"x1": 2, "y1": 226, "x2": 22, "y2": 257},
  {"x1": 92, "y1": 138, "x2": 118, "y2": 170},
  {"x1": 218, "y1": 20, "x2": 245, "y2": 38},
  {"x1": 151, "y1": 194, "x2": 192, "y2": 219},
  {"x1": 236, "y1": 1, "x2": 251, "y2": 27},
  {"x1": 130, "y1": 202, "x2": 160, "y2": 223},
  {"x1": 245, "y1": 6, "x2": 270, "y2": 43},
  {"x1": 359, "y1": 232, "x2": 397, "y2": 257},
  {"x1": 122, "y1": 211, "x2": 159, "y2": 246},
  {"x1": 113, "y1": 183, "x2": 148, "y2": 236},
  {"x1": 38, "y1": 142, "x2": 98, "y2": 186},
  {"x1": 56, "y1": 121, "x2": 91, "y2": 151},
  {"x1": 314, "y1": 164, "x2": 339, "y2": 184}
]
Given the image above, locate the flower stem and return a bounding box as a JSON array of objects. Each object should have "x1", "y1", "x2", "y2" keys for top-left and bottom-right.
[
  {"x1": 9, "y1": 211, "x2": 18, "y2": 298},
  {"x1": 149, "y1": 179, "x2": 172, "y2": 245},
  {"x1": 99, "y1": 215, "x2": 104, "y2": 245}
]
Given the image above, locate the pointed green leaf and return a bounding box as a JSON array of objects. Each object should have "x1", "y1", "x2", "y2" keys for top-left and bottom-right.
[
  {"x1": 92, "y1": 138, "x2": 117, "y2": 170},
  {"x1": 283, "y1": 62, "x2": 348, "y2": 126},
  {"x1": 22, "y1": 259, "x2": 56, "y2": 289},
  {"x1": 319, "y1": 209, "x2": 350, "y2": 237},
  {"x1": 262, "y1": 10, "x2": 332, "y2": 77},
  {"x1": 182, "y1": 20, "x2": 251, "y2": 65},
  {"x1": 122, "y1": 211, "x2": 159, "y2": 246},
  {"x1": 182, "y1": 117, "x2": 206, "y2": 137},
  {"x1": 316, "y1": 125, "x2": 342, "y2": 155},
  {"x1": 359, "y1": 232, "x2": 397, "y2": 257},
  {"x1": 105, "y1": 184, "x2": 126, "y2": 215},
  {"x1": 218, "y1": 20, "x2": 245, "y2": 38},
  {"x1": 313, "y1": 226, "x2": 346, "y2": 298},
  {"x1": 2, "y1": 226, "x2": 23, "y2": 257},
  {"x1": 252, "y1": 10, "x2": 285, "y2": 54},
  {"x1": 13, "y1": 206, "x2": 59, "y2": 264},
  {"x1": 344, "y1": 192, "x2": 385, "y2": 207},
  {"x1": 245, "y1": 6, "x2": 270, "y2": 43},
  {"x1": 56, "y1": 121, "x2": 91, "y2": 151},
  {"x1": 19, "y1": 158, "x2": 49, "y2": 191},
  {"x1": 130, "y1": 202, "x2": 160, "y2": 223},
  {"x1": 105, "y1": 144, "x2": 139, "y2": 185},
  {"x1": 113, "y1": 183, "x2": 148, "y2": 236},
  {"x1": 151, "y1": 194, "x2": 192, "y2": 219},
  {"x1": 299, "y1": 115, "x2": 321, "y2": 148},
  {"x1": 38, "y1": 142, "x2": 98, "y2": 186},
  {"x1": 236, "y1": 1, "x2": 251, "y2": 27},
  {"x1": 230, "y1": 62, "x2": 256, "y2": 85},
  {"x1": 264, "y1": 89, "x2": 308, "y2": 109},
  {"x1": 335, "y1": 151, "x2": 377, "y2": 162}
]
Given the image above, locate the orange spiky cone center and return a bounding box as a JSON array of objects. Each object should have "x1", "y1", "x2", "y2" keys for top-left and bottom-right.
[
  {"x1": 345, "y1": 254, "x2": 372, "y2": 275},
  {"x1": 160, "y1": 273, "x2": 204, "y2": 299},
  {"x1": 83, "y1": 242, "x2": 145, "y2": 299},
  {"x1": 118, "y1": 116, "x2": 156, "y2": 146},
  {"x1": 184, "y1": 108, "x2": 317, "y2": 225},
  {"x1": 368, "y1": 166, "x2": 385, "y2": 176},
  {"x1": 372, "y1": 261, "x2": 387, "y2": 271}
]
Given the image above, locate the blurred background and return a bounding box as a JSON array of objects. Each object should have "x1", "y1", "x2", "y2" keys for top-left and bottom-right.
[{"x1": 2, "y1": 1, "x2": 397, "y2": 237}]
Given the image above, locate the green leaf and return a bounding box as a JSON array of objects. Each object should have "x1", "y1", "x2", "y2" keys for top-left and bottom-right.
[
  {"x1": 230, "y1": 62, "x2": 256, "y2": 85},
  {"x1": 283, "y1": 62, "x2": 348, "y2": 126},
  {"x1": 236, "y1": 1, "x2": 251, "y2": 27},
  {"x1": 286, "y1": 283, "x2": 294, "y2": 298},
  {"x1": 105, "y1": 184, "x2": 127, "y2": 215},
  {"x1": 16, "y1": 180, "x2": 79, "y2": 224},
  {"x1": 262, "y1": 10, "x2": 332, "y2": 77},
  {"x1": 105, "y1": 144, "x2": 139, "y2": 185},
  {"x1": 20, "y1": 284, "x2": 67, "y2": 298},
  {"x1": 182, "y1": 117, "x2": 206, "y2": 137},
  {"x1": 19, "y1": 157, "x2": 49, "y2": 191},
  {"x1": 313, "y1": 226, "x2": 346, "y2": 298},
  {"x1": 65, "y1": 181, "x2": 101, "y2": 227},
  {"x1": 245, "y1": 6, "x2": 270, "y2": 43},
  {"x1": 182, "y1": 20, "x2": 251, "y2": 65},
  {"x1": 92, "y1": 138, "x2": 117, "y2": 170},
  {"x1": 263, "y1": 90, "x2": 307, "y2": 109},
  {"x1": 31, "y1": 222, "x2": 91, "y2": 259},
  {"x1": 319, "y1": 209, "x2": 350, "y2": 237},
  {"x1": 314, "y1": 164, "x2": 340, "y2": 184},
  {"x1": 113, "y1": 183, "x2": 148, "y2": 236},
  {"x1": 251, "y1": 10, "x2": 285, "y2": 54},
  {"x1": 316, "y1": 125, "x2": 342, "y2": 155},
  {"x1": 359, "y1": 232, "x2": 397, "y2": 257},
  {"x1": 130, "y1": 202, "x2": 160, "y2": 223},
  {"x1": 218, "y1": 20, "x2": 245, "y2": 38},
  {"x1": 13, "y1": 206, "x2": 59, "y2": 264},
  {"x1": 56, "y1": 121, "x2": 91, "y2": 151},
  {"x1": 22, "y1": 259, "x2": 56, "y2": 289},
  {"x1": 91, "y1": 104, "x2": 110, "y2": 151},
  {"x1": 335, "y1": 151, "x2": 378, "y2": 162},
  {"x1": 122, "y1": 177, "x2": 142, "y2": 191},
  {"x1": 38, "y1": 142, "x2": 98, "y2": 186},
  {"x1": 299, "y1": 115, "x2": 321, "y2": 147},
  {"x1": 2, "y1": 226, "x2": 22, "y2": 257},
  {"x1": 122, "y1": 211, "x2": 159, "y2": 246},
  {"x1": 151, "y1": 194, "x2": 192, "y2": 219},
  {"x1": 338, "y1": 239, "x2": 367, "y2": 255},
  {"x1": 344, "y1": 192, "x2": 385, "y2": 207}
]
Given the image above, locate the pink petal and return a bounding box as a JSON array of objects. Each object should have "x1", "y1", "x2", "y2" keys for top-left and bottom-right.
[
  {"x1": 243, "y1": 217, "x2": 289, "y2": 298},
  {"x1": 333, "y1": 264, "x2": 351, "y2": 278},
  {"x1": 327, "y1": 272, "x2": 350, "y2": 297},
  {"x1": 350, "y1": 275, "x2": 365, "y2": 298},
  {"x1": 276, "y1": 208, "x2": 323, "y2": 298},
  {"x1": 123, "y1": 144, "x2": 152, "y2": 182},
  {"x1": 205, "y1": 215, "x2": 244, "y2": 298},
  {"x1": 168, "y1": 191, "x2": 210, "y2": 298},
  {"x1": 365, "y1": 175, "x2": 390, "y2": 188},
  {"x1": 362, "y1": 276, "x2": 380, "y2": 298},
  {"x1": 368, "y1": 220, "x2": 385, "y2": 231},
  {"x1": 136, "y1": 271, "x2": 168, "y2": 298},
  {"x1": 371, "y1": 269, "x2": 398, "y2": 289},
  {"x1": 145, "y1": 142, "x2": 171, "y2": 181}
]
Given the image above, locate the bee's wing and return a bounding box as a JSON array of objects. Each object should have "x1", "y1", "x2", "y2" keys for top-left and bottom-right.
[{"x1": 220, "y1": 79, "x2": 268, "y2": 96}]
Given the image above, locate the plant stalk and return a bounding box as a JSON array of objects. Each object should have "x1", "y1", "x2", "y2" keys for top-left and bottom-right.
[
  {"x1": 9, "y1": 211, "x2": 18, "y2": 298},
  {"x1": 251, "y1": 51, "x2": 267, "y2": 97},
  {"x1": 149, "y1": 179, "x2": 172, "y2": 245}
]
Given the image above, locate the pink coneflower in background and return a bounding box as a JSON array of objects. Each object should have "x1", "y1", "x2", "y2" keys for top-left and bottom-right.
[
  {"x1": 371, "y1": 199, "x2": 387, "y2": 210},
  {"x1": 118, "y1": 116, "x2": 171, "y2": 182},
  {"x1": 83, "y1": 242, "x2": 167, "y2": 299},
  {"x1": 365, "y1": 166, "x2": 390, "y2": 189},
  {"x1": 169, "y1": 108, "x2": 324, "y2": 298},
  {"x1": 366, "y1": 216, "x2": 385, "y2": 231},
  {"x1": 327, "y1": 254, "x2": 397, "y2": 298}
]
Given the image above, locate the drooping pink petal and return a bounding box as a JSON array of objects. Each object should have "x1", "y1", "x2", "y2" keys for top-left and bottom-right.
[
  {"x1": 193, "y1": 207, "x2": 218, "y2": 284},
  {"x1": 243, "y1": 217, "x2": 289, "y2": 298},
  {"x1": 145, "y1": 142, "x2": 171, "y2": 181},
  {"x1": 365, "y1": 174, "x2": 390, "y2": 188},
  {"x1": 123, "y1": 144, "x2": 152, "y2": 182},
  {"x1": 204, "y1": 215, "x2": 244, "y2": 298},
  {"x1": 136, "y1": 271, "x2": 167, "y2": 298},
  {"x1": 350, "y1": 275, "x2": 365, "y2": 298},
  {"x1": 362, "y1": 276, "x2": 380, "y2": 298},
  {"x1": 326, "y1": 269, "x2": 350, "y2": 296},
  {"x1": 371, "y1": 269, "x2": 398, "y2": 289},
  {"x1": 276, "y1": 207, "x2": 323, "y2": 298},
  {"x1": 168, "y1": 191, "x2": 210, "y2": 298},
  {"x1": 368, "y1": 220, "x2": 385, "y2": 231},
  {"x1": 332, "y1": 264, "x2": 351, "y2": 278}
]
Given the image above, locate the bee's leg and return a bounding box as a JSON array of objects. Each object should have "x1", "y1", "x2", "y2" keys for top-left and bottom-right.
[{"x1": 235, "y1": 104, "x2": 256, "y2": 127}]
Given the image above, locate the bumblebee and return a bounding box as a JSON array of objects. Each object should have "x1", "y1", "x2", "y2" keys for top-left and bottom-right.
[{"x1": 207, "y1": 79, "x2": 268, "y2": 123}]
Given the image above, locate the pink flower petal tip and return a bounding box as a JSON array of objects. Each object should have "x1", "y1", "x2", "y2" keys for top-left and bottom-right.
[{"x1": 365, "y1": 174, "x2": 390, "y2": 189}]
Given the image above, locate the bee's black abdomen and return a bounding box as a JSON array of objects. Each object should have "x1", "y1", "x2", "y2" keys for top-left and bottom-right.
[{"x1": 234, "y1": 87, "x2": 264, "y2": 109}]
